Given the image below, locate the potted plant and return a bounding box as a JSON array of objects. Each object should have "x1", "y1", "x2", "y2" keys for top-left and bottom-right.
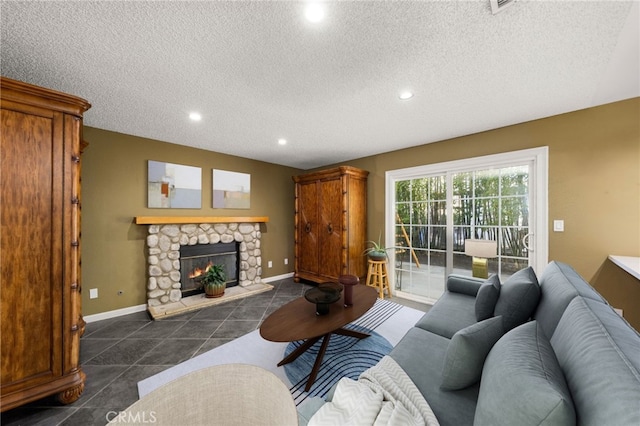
[
  {"x1": 363, "y1": 233, "x2": 388, "y2": 260},
  {"x1": 200, "y1": 264, "x2": 226, "y2": 298}
]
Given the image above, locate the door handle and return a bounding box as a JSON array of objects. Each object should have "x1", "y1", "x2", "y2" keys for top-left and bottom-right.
[
  {"x1": 327, "y1": 223, "x2": 333, "y2": 234},
  {"x1": 305, "y1": 222, "x2": 311, "y2": 233}
]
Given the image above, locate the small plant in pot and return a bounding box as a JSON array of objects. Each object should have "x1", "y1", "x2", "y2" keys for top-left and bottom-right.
[
  {"x1": 200, "y1": 264, "x2": 226, "y2": 298},
  {"x1": 363, "y1": 233, "x2": 388, "y2": 260}
]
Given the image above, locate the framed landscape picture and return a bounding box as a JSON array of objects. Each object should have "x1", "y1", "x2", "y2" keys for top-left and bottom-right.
[
  {"x1": 148, "y1": 160, "x2": 202, "y2": 208},
  {"x1": 212, "y1": 169, "x2": 250, "y2": 209}
]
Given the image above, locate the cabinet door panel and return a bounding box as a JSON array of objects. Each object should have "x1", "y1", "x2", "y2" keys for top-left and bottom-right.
[
  {"x1": 1, "y1": 109, "x2": 62, "y2": 387},
  {"x1": 297, "y1": 182, "x2": 318, "y2": 275},
  {"x1": 318, "y1": 178, "x2": 343, "y2": 279}
]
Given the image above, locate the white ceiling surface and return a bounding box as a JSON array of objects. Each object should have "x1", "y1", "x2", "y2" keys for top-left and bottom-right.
[{"x1": 1, "y1": 1, "x2": 638, "y2": 170}]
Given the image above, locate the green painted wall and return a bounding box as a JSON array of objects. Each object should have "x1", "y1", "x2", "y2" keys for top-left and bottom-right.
[
  {"x1": 81, "y1": 128, "x2": 301, "y2": 315},
  {"x1": 81, "y1": 98, "x2": 640, "y2": 329}
]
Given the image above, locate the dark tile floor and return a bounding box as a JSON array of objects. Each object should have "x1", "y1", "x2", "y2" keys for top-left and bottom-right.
[{"x1": 1, "y1": 278, "x2": 429, "y2": 426}]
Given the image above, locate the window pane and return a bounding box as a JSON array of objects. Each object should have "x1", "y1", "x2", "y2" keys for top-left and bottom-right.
[
  {"x1": 394, "y1": 244, "x2": 411, "y2": 265},
  {"x1": 453, "y1": 226, "x2": 471, "y2": 252},
  {"x1": 501, "y1": 196, "x2": 529, "y2": 227},
  {"x1": 396, "y1": 180, "x2": 411, "y2": 202},
  {"x1": 429, "y1": 201, "x2": 447, "y2": 225},
  {"x1": 474, "y1": 169, "x2": 500, "y2": 197},
  {"x1": 474, "y1": 227, "x2": 498, "y2": 241},
  {"x1": 396, "y1": 203, "x2": 410, "y2": 224},
  {"x1": 500, "y1": 227, "x2": 529, "y2": 258},
  {"x1": 474, "y1": 198, "x2": 499, "y2": 226},
  {"x1": 430, "y1": 250, "x2": 445, "y2": 268},
  {"x1": 411, "y1": 178, "x2": 428, "y2": 201},
  {"x1": 453, "y1": 196, "x2": 472, "y2": 225},
  {"x1": 501, "y1": 166, "x2": 528, "y2": 196},
  {"x1": 412, "y1": 202, "x2": 427, "y2": 224},
  {"x1": 429, "y1": 176, "x2": 447, "y2": 200},
  {"x1": 429, "y1": 226, "x2": 447, "y2": 250},
  {"x1": 394, "y1": 225, "x2": 407, "y2": 248},
  {"x1": 411, "y1": 226, "x2": 428, "y2": 249},
  {"x1": 452, "y1": 252, "x2": 472, "y2": 275},
  {"x1": 453, "y1": 172, "x2": 472, "y2": 198}
]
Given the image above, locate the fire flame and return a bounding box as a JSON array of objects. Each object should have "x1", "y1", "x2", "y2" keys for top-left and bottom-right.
[{"x1": 188, "y1": 261, "x2": 214, "y2": 279}]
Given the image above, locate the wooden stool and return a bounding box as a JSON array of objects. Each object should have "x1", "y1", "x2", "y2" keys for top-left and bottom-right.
[{"x1": 365, "y1": 259, "x2": 391, "y2": 299}]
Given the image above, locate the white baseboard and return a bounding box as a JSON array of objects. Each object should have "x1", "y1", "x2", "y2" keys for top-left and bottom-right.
[
  {"x1": 83, "y1": 304, "x2": 148, "y2": 323},
  {"x1": 262, "y1": 272, "x2": 294, "y2": 282},
  {"x1": 83, "y1": 274, "x2": 294, "y2": 323}
]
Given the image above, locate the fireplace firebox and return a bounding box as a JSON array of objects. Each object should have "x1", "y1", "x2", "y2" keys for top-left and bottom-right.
[{"x1": 180, "y1": 242, "x2": 239, "y2": 297}]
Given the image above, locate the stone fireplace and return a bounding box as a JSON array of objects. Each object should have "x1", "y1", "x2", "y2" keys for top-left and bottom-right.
[{"x1": 137, "y1": 216, "x2": 271, "y2": 318}]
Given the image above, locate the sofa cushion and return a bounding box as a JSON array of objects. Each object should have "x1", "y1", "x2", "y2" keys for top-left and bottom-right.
[
  {"x1": 533, "y1": 261, "x2": 607, "y2": 339},
  {"x1": 390, "y1": 327, "x2": 479, "y2": 426},
  {"x1": 474, "y1": 321, "x2": 576, "y2": 426},
  {"x1": 475, "y1": 275, "x2": 500, "y2": 321},
  {"x1": 441, "y1": 316, "x2": 503, "y2": 390},
  {"x1": 550, "y1": 297, "x2": 640, "y2": 426},
  {"x1": 493, "y1": 266, "x2": 540, "y2": 331},
  {"x1": 446, "y1": 274, "x2": 483, "y2": 296},
  {"x1": 415, "y1": 291, "x2": 478, "y2": 339}
]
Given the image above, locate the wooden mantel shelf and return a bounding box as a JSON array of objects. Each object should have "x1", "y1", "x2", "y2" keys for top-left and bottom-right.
[{"x1": 135, "y1": 216, "x2": 269, "y2": 225}]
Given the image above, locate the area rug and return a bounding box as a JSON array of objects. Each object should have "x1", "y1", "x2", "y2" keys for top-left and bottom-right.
[{"x1": 138, "y1": 299, "x2": 424, "y2": 408}]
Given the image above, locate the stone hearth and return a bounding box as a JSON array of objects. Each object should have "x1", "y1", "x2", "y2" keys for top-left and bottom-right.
[
  {"x1": 137, "y1": 216, "x2": 270, "y2": 318},
  {"x1": 148, "y1": 282, "x2": 273, "y2": 319}
]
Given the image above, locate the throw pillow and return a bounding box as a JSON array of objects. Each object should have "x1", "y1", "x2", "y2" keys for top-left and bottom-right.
[
  {"x1": 475, "y1": 275, "x2": 501, "y2": 321},
  {"x1": 493, "y1": 266, "x2": 540, "y2": 331},
  {"x1": 474, "y1": 321, "x2": 576, "y2": 426},
  {"x1": 440, "y1": 316, "x2": 504, "y2": 391}
]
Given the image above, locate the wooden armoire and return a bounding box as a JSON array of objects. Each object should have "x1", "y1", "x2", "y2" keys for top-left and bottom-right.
[
  {"x1": 293, "y1": 166, "x2": 369, "y2": 284},
  {"x1": 1, "y1": 77, "x2": 90, "y2": 411}
]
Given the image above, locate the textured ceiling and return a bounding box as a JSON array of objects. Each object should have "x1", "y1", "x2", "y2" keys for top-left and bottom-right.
[{"x1": 2, "y1": 1, "x2": 638, "y2": 170}]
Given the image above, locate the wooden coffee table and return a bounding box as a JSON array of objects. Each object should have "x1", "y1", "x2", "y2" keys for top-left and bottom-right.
[{"x1": 260, "y1": 284, "x2": 377, "y2": 391}]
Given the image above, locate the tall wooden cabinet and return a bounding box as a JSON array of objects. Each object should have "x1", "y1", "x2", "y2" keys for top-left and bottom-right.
[
  {"x1": 1, "y1": 77, "x2": 90, "y2": 411},
  {"x1": 293, "y1": 166, "x2": 369, "y2": 283}
]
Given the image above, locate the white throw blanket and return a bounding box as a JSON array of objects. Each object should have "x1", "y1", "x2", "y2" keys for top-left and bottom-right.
[{"x1": 309, "y1": 356, "x2": 440, "y2": 426}]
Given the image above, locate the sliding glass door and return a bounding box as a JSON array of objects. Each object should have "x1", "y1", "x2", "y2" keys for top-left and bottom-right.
[
  {"x1": 385, "y1": 148, "x2": 548, "y2": 304},
  {"x1": 393, "y1": 175, "x2": 447, "y2": 301}
]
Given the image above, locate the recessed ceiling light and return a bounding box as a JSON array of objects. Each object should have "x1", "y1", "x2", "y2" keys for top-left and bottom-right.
[
  {"x1": 399, "y1": 91, "x2": 414, "y2": 100},
  {"x1": 278, "y1": 138, "x2": 287, "y2": 146},
  {"x1": 189, "y1": 112, "x2": 202, "y2": 121},
  {"x1": 305, "y1": 3, "x2": 325, "y2": 23}
]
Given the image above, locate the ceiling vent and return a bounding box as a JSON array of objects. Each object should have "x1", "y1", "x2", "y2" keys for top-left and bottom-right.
[{"x1": 490, "y1": 0, "x2": 516, "y2": 15}]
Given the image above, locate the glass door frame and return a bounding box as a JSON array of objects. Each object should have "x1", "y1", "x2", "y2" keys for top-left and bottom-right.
[{"x1": 385, "y1": 147, "x2": 549, "y2": 302}]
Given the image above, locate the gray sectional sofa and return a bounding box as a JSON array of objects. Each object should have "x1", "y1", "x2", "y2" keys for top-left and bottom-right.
[{"x1": 389, "y1": 260, "x2": 640, "y2": 425}]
